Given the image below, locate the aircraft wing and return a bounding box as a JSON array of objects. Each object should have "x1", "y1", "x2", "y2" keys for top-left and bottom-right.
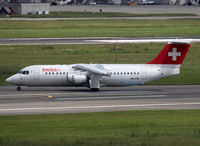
[{"x1": 74, "y1": 64, "x2": 109, "y2": 76}]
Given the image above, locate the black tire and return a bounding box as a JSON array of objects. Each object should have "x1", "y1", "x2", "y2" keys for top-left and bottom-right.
[
  {"x1": 90, "y1": 88, "x2": 99, "y2": 91},
  {"x1": 17, "y1": 86, "x2": 21, "y2": 91}
]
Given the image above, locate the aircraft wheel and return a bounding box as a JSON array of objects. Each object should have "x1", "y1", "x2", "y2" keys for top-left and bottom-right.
[
  {"x1": 17, "y1": 86, "x2": 21, "y2": 91},
  {"x1": 90, "y1": 88, "x2": 99, "y2": 91}
]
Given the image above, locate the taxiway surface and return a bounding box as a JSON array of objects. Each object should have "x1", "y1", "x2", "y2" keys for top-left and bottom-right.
[
  {"x1": 0, "y1": 85, "x2": 200, "y2": 115},
  {"x1": 50, "y1": 5, "x2": 200, "y2": 15},
  {"x1": 0, "y1": 37, "x2": 200, "y2": 45}
]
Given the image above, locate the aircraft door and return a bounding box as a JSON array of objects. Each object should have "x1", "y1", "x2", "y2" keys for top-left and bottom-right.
[
  {"x1": 141, "y1": 67, "x2": 147, "y2": 81},
  {"x1": 34, "y1": 67, "x2": 40, "y2": 80}
]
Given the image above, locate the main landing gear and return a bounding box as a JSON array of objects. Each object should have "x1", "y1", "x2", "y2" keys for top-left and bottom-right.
[
  {"x1": 90, "y1": 88, "x2": 99, "y2": 91},
  {"x1": 17, "y1": 86, "x2": 21, "y2": 91}
]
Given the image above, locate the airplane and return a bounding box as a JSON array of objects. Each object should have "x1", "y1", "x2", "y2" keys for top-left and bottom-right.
[{"x1": 6, "y1": 41, "x2": 191, "y2": 91}]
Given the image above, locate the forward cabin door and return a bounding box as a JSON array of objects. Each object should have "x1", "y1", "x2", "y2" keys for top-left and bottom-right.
[
  {"x1": 141, "y1": 66, "x2": 147, "y2": 83},
  {"x1": 34, "y1": 67, "x2": 40, "y2": 80}
]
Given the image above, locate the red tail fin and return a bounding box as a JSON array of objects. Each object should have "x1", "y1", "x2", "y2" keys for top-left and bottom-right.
[{"x1": 147, "y1": 41, "x2": 191, "y2": 64}]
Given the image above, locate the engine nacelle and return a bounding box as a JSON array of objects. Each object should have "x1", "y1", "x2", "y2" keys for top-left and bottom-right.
[{"x1": 67, "y1": 74, "x2": 87, "y2": 84}]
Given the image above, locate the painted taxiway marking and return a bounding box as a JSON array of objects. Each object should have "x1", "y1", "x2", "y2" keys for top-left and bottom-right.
[
  {"x1": 47, "y1": 96, "x2": 53, "y2": 99},
  {"x1": 0, "y1": 103, "x2": 200, "y2": 112},
  {"x1": 89, "y1": 39, "x2": 200, "y2": 44},
  {"x1": 0, "y1": 94, "x2": 52, "y2": 98},
  {"x1": 0, "y1": 94, "x2": 45, "y2": 97},
  {"x1": 1, "y1": 38, "x2": 200, "y2": 46},
  {"x1": 0, "y1": 94, "x2": 166, "y2": 101},
  {"x1": 55, "y1": 95, "x2": 166, "y2": 101}
]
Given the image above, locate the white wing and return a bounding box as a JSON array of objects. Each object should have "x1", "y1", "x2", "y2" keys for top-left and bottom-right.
[{"x1": 74, "y1": 64, "x2": 109, "y2": 76}]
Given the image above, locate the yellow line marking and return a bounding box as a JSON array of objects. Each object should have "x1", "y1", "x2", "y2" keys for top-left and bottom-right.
[
  {"x1": 47, "y1": 95, "x2": 53, "y2": 99},
  {"x1": 39, "y1": 94, "x2": 53, "y2": 99}
]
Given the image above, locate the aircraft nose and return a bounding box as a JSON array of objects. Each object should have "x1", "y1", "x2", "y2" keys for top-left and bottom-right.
[
  {"x1": 5, "y1": 76, "x2": 13, "y2": 83},
  {"x1": 6, "y1": 77, "x2": 12, "y2": 83},
  {"x1": 5, "y1": 75, "x2": 20, "y2": 85}
]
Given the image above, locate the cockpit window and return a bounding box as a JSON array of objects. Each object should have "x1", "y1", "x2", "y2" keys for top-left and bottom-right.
[
  {"x1": 18, "y1": 70, "x2": 29, "y2": 75},
  {"x1": 24, "y1": 71, "x2": 29, "y2": 75}
]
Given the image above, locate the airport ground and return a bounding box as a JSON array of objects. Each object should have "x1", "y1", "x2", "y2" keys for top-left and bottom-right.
[
  {"x1": 0, "y1": 42, "x2": 200, "y2": 145},
  {"x1": 1, "y1": 37, "x2": 200, "y2": 45},
  {"x1": 0, "y1": 5, "x2": 200, "y2": 20},
  {"x1": 0, "y1": 85, "x2": 200, "y2": 145},
  {"x1": 1, "y1": 19, "x2": 200, "y2": 38},
  {"x1": 1, "y1": 11, "x2": 198, "y2": 19},
  {"x1": 1, "y1": 5, "x2": 200, "y2": 18},
  {"x1": 0, "y1": 5, "x2": 200, "y2": 145},
  {"x1": 50, "y1": 5, "x2": 200, "y2": 15},
  {"x1": 0, "y1": 85, "x2": 200, "y2": 115},
  {"x1": 0, "y1": 110, "x2": 200, "y2": 146}
]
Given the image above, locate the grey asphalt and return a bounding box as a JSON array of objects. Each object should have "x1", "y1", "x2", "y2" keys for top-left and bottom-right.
[
  {"x1": 50, "y1": 5, "x2": 200, "y2": 15},
  {"x1": 0, "y1": 85, "x2": 200, "y2": 115},
  {"x1": 1, "y1": 5, "x2": 200, "y2": 21},
  {"x1": 1, "y1": 37, "x2": 200, "y2": 45},
  {"x1": 1, "y1": 16, "x2": 200, "y2": 21}
]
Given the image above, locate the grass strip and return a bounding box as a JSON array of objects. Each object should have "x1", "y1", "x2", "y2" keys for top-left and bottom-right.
[
  {"x1": 0, "y1": 19, "x2": 200, "y2": 38},
  {"x1": 0, "y1": 11, "x2": 196, "y2": 18},
  {"x1": 0, "y1": 110, "x2": 200, "y2": 146},
  {"x1": 0, "y1": 43, "x2": 200, "y2": 85}
]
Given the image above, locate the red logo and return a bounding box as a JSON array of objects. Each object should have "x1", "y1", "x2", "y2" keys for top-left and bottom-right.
[{"x1": 42, "y1": 68, "x2": 60, "y2": 72}]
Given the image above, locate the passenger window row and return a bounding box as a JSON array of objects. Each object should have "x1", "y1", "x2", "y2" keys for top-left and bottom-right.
[
  {"x1": 45, "y1": 72, "x2": 139, "y2": 76},
  {"x1": 45, "y1": 72, "x2": 66, "y2": 75},
  {"x1": 110, "y1": 72, "x2": 139, "y2": 75}
]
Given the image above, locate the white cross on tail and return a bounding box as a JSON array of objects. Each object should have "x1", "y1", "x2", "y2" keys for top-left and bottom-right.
[{"x1": 168, "y1": 48, "x2": 181, "y2": 61}]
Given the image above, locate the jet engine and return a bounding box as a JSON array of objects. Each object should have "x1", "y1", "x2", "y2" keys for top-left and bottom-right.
[{"x1": 67, "y1": 74, "x2": 87, "y2": 84}]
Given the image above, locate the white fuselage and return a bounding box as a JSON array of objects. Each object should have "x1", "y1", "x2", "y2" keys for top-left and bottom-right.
[{"x1": 7, "y1": 64, "x2": 180, "y2": 87}]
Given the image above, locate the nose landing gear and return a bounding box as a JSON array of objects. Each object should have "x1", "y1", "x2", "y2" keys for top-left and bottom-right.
[{"x1": 17, "y1": 86, "x2": 21, "y2": 91}]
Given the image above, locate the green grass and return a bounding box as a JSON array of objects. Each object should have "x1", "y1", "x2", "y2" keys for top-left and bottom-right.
[
  {"x1": 0, "y1": 19, "x2": 200, "y2": 38},
  {"x1": 0, "y1": 43, "x2": 200, "y2": 85},
  {"x1": 0, "y1": 110, "x2": 200, "y2": 146},
  {"x1": 0, "y1": 11, "x2": 196, "y2": 18}
]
